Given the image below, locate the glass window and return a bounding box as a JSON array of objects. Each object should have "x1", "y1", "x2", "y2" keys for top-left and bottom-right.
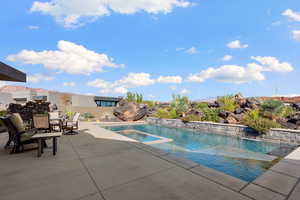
[{"x1": 95, "y1": 100, "x2": 117, "y2": 107}]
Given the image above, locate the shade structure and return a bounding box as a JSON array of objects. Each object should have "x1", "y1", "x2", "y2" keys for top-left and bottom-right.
[{"x1": 0, "y1": 62, "x2": 26, "y2": 82}]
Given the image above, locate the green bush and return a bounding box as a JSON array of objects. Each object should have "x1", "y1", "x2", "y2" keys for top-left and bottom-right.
[
  {"x1": 243, "y1": 110, "x2": 281, "y2": 134},
  {"x1": 142, "y1": 100, "x2": 155, "y2": 108},
  {"x1": 202, "y1": 108, "x2": 220, "y2": 122},
  {"x1": 278, "y1": 106, "x2": 296, "y2": 118},
  {"x1": 197, "y1": 102, "x2": 209, "y2": 110},
  {"x1": 82, "y1": 112, "x2": 95, "y2": 120},
  {"x1": 260, "y1": 100, "x2": 284, "y2": 119},
  {"x1": 170, "y1": 94, "x2": 190, "y2": 116},
  {"x1": 181, "y1": 115, "x2": 202, "y2": 122},
  {"x1": 155, "y1": 108, "x2": 178, "y2": 119},
  {"x1": 217, "y1": 95, "x2": 237, "y2": 112}
]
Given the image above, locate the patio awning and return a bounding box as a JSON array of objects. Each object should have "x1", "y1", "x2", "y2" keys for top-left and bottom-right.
[{"x1": 0, "y1": 61, "x2": 26, "y2": 82}]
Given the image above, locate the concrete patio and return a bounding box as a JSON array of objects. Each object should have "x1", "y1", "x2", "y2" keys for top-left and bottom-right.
[{"x1": 1, "y1": 122, "x2": 300, "y2": 200}]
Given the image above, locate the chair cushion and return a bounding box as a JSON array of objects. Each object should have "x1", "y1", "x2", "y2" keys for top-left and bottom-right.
[
  {"x1": 10, "y1": 113, "x2": 25, "y2": 133},
  {"x1": 20, "y1": 131, "x2": 35, "y2": 142}
]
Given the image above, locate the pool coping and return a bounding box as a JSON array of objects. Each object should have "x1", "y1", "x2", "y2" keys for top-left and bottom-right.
[
  {"x1": 116, "y1": 129, "x2": 173, "y2": 145},
  {"x1": 99, "y1": 122, "x2": 300, "y2": 200}
]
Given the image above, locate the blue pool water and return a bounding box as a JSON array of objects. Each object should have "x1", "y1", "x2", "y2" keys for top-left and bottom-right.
[
  {"x1": 106, "y1": 124, "x2": 281, "y2": 182},
  {"x1": 118, "y1": 131, "x2": 159, "y2": 143}
]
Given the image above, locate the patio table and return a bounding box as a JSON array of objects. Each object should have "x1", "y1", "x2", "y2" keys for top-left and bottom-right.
[{"x1": 32, "y1": 132, "x2": 62, "y2": 157}]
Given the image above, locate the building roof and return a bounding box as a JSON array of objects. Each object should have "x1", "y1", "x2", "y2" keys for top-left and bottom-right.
[
  {"x1": 94, "y1": 96, "x2": 122, "y2": 102},
  {"x1": 0, "y1": 85, "x2": 48, "y2": 93},
  {"x1": 0, "y1": 62, "x2": 26, "y2": 82}
]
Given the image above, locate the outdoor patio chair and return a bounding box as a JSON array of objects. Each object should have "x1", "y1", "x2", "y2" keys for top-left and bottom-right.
[
  {"x1": 1, "y1": 113, "x2": 37, "y2": 153},
  {"x1": 49, "y1": 111, "x2": 62, "y2": 132},
  {"x1": 63, "y1": 112, "x2": 80, "y2": 135},
  {"x1": 33, "y1": 113, "x2": 51, "y2": 133}
]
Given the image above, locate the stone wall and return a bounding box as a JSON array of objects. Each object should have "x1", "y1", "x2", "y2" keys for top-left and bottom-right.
[{"x1": 146, "y1": 117, "x2": 300, "y2": 144}]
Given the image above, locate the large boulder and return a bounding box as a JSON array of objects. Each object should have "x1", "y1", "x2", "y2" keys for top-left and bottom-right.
[
  {"x1": 234, "y1": 93, "x2": 247, "y2": 107},
  {"x1": 277, "y1": 118, "x2": 299, "y2": 129},
  {"x1": 186, "y1": 109, "x2": 204, "y2": 118},
  {"x1": 208, "y1": 101, "x2": 220, "y2": 108},
  {"x1": 219, "y1": 110, "x2": 230, "y2": 118},
  {"x1": 225, "y1": 114, "x2": 239, "y2": 124},
  {"x1": 287, "y1": 112, "x2": 300, "y2": 125},
  {"x1": 291, "y1": 103, "x2": 300, "y2": 111},
  {"x1": 113, "y1": 100, "x2": 148, "y2": 121}
]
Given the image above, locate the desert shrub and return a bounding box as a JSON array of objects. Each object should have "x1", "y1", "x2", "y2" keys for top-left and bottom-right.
[
  {"x1": 278, "y1": 106, "x2": 296, "y2": 118},
  {"x1": 142, "y1": 100, "x2": 155, "y2": 108},
  {"x1": 197, "y1": 102, "x2": 209, "y2": 110},
  {"x1": 126, "y1": 92, "x2": 143, "y2": 103},
  {"x1": 243, "y1": 110, "x2": 281, "y2": 134},
  {"x1": 155, "y1": 108, "x2": 179, "y2": 119},
  {"x1": 202, "y1": 108, "x2": 220, "y2": 122},
  {"x1": 260, "y1": 100, "x2": 284, "y2": 119},
  {"x1": 217, "y1": 95, "x2": 237, "y2": 112},
  {"x1": 82, "y1": 112, "x2": 95, "y2": 120},
  {"x1": 170, "y1": 94, "x2": 190, "y2": 116},
  {"x1": 181, "y1": 115, "x2": 202, "y2": 122}
]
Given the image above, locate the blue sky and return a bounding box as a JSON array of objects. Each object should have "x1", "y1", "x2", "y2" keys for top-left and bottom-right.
[{"x1": 1, "y1": 0, "x2": 300, "y2": 101}]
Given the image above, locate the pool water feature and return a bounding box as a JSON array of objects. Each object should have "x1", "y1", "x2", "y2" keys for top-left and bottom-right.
[{"x1": 105, "y1": 124, "x2": 282, "y2": 182}]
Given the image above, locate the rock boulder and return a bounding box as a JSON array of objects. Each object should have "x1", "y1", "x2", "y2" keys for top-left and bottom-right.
[{"x1": 113, "y1": 100, "x2": 148, "y2": 121}]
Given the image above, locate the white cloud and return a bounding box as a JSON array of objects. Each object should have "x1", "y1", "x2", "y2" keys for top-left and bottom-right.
[
  {"x1": 156, "y1": 76, "x2": 182, "y2": 83},
  {"x1": 185, "y1": 47, "x2": 198, "y2": 54},
  {"x1": 30, "y1": 0, "x2": 190, "y2": 28},
  {"x1": 227, "y1": 40, "x2": 248, "y2": 49},
  {"x1": 176, "y1": 47, "x2": 185, "y2": 51},
  {"x1": 63, "y1": 82, "x2": 76, "y2": 87},
  {"x1": 251, "y1": 56, "x2": 294, "y2": 72},
  {"x1": 7, "y1": 40, "x2": 123, "y2": 75},
  {"x1": 88, "y1": 72, "x2": 182, "y2": 94},
  {"x1": 222, "y1": 55, "x2": 233, "y2": 61},
  {"x1": 180, "y1": 89, "x2": 190, "y2": 94},
  {"x1": 292, "y1": 30, "x2": 300, "y2": 42},
  {"x1": 187, "y1": 56, "x2": 293, "y2": 84},
  {"x1": 27, "y1": 74, "x2": 54, "y2": 83},
  {"x1": 28, "y1": 25, "x2": 40, "y2": 30},
  {"x1": 282, "y1": 9, "x2": 300, "y2": 22},
  {"x1": 187, "y1": 64, "x2": 265, "y2": 84}
]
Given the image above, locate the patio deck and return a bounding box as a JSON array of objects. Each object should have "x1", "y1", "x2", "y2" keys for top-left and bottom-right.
[{"x1": 0, "y1": 122, "x2": 300, "y2": 200}]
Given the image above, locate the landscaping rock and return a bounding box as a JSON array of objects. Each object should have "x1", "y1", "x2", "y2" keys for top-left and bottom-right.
[
  {"x1": 186, "y1": 109, "x2": 204, "y2": 118},
  {"x1": 219, "y1": 110, "x2": 230, "y2": 118},
  {"x1": 113, "y1": 100, "x2": 148, "y2": 121},
  {"x1": 225, "y1": 114, "x2": 238, "y2": 124},
  {"x1": 235, "y1": 93, "x2": 247, "y2": 107},
  {"x1": 287, "y1": 112, "x2": 300, "y2": 124},
  {"x1": 234, "y1": 108, "x2": 244, "y2": 114},
  {"x1": 291, "y1": 103, "x2": 300, "y2": 111},
  {"x1": 208, "y1": 101, "x2": 219, "y2": 108}
]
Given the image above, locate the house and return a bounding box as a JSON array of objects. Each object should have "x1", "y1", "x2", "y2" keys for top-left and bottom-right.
[{"x1": 0, "y1": 85, "x2": 122, "y2": 120}]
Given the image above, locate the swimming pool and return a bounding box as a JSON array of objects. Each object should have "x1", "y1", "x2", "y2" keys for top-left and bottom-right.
[{"x1": 105, "y1": 124, "x2": 282, "y2": 182}]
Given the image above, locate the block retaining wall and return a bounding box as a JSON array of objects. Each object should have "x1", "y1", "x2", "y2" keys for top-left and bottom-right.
[{"x1": 146, "y1": 117, "x2": 300, "y2": 145}]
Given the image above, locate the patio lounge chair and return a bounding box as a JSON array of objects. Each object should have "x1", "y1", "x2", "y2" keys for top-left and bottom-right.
[
  {"x1": 0, "y1": 113, "x2": 37, "y2": 153},
  {"x1": 63, "y1": 112, "x2": 80, "y2": 135}
]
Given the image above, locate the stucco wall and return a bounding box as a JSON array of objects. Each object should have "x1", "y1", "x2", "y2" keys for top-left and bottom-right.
[
  {"x1": 146, "y1": 117, "x2": 300, "y2": 145},
  {"x1": 0, "y1": 92, "x2": 13, "y2": 105},
  {"x1": 71, "y1": 106, "x2": 117, "y2": 121},
  {"x1": 72, "y1": 94, "x2": 96, "y2": 107}
]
